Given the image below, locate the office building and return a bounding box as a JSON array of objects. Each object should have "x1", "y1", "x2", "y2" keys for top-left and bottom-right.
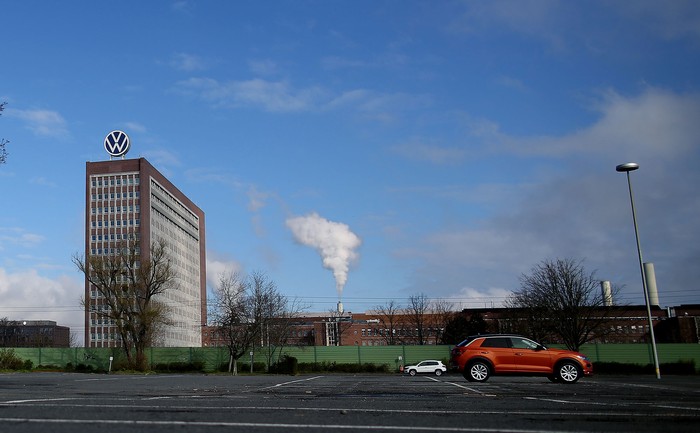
[{"x1": 84, "y1": 157, "x2": 206, "y2": 347}]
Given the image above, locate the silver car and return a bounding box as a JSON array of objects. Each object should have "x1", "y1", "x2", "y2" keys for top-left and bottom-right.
[{"x1": 404, "y1": 360, "x2": 447, "y2": 376}]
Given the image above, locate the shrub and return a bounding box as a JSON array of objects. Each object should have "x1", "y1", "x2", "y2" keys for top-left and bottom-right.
[
  {"x1": 152, "y1": 361, "x2": 205, "y2": 373},
  {"x1": 594, "y1": 360, "x2": 697, "y2": 375},
  {"x1": 270, "y1": 355, "x2": 299, "y2": 375},
  {"x1": 295, "y1": 361, "x2": 390, "y2": 374},
  {"x1": 0, "y1": 348, "x2": 26, "y2": 370}
]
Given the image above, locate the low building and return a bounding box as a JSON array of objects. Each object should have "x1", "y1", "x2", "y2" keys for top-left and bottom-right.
[
  {"x1": 0, "y1": 320, "x2": 70, "y2": 348},
  {"x1": 203, "y1": 304, "x2": 700, "y2": 348}
]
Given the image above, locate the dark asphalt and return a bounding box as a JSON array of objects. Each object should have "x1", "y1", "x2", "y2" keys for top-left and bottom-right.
[{"x1": 0, "y1": 372, "x2": 698, "y2": 432}]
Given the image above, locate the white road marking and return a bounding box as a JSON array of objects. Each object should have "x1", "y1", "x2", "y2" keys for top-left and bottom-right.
[
  {"x1": 2, "y1": 398, "x2": 76, "y2": 404},
  {"x1": 427, "y1": 376, "x2": 496, "y2": 396},
  {"x1": 0, "y1": 417, "x2": 612, "y2": 432},
  {"x1": 256, "y1": 375, "x2": 324, "y2": 391}
]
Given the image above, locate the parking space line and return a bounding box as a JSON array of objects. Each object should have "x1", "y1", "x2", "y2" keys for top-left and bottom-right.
[
  {"x1": 523, "y1": 397, "x2": 614, "y2": 406},
  {"x1": 524, "y1": 396, "x2": 700, "y2": 413},
  {"x1": 256, "y1": 375, "x2": 324, "y2": 391},
  {"x1": 2, "y1": 398, "x2": 77, "y2": 404},
  {"x1": 426, "y1": 377, "x2": 496, "y2": 396},
  {"x1": 0, "y1": 416, "x2": 610, "y2": 432}
]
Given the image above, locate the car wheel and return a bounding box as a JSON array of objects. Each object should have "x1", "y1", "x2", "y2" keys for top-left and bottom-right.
[
  {"x1": 556, "y1": 361, "x2": 581, "y2": 384},
  {"x1": 409, "y1": 369, "x2": 417, "y2": 376},
  {"x1": 466, "y1": 360, "x2": 490, "y2": 382},
  {"x1": 435, "y1": 369, "x2": 443, "y2": 376}
]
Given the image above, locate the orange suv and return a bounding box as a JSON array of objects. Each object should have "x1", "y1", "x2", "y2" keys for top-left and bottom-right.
[{"x1": 450, "y1": 334, "x2": 593, "y2": 384}]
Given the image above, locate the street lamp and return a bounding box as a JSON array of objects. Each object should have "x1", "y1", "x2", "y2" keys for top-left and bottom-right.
[{"x1": 616, "y1": 162, "x2": 661, "y2": 379}]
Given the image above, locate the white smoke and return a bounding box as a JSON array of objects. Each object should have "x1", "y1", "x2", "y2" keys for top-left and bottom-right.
[{"x1": 286, "y1": 212, "x2": 361, "y2": 298}]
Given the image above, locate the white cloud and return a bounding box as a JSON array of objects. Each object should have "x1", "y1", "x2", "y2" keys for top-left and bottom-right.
[
  {"x1": 0, "y1": 268, "x2": 84, "y2": 344},
  {"x1": 446, "y1": 287, "x2": 513, "y2": 309},
  {"x1": 206, "y1": 252, "x2": 243, "y2": 292},
  {"x1": 0, "y1": 227, "x2": 45, "y2": 249},
  {"x1": 30, "y1": 176, "x2": 58, "y2": 188},
  {"x1": 391, "y1": 139, "x2": 467, "y2": 165},
  {"x1": 7, "y1": 108, "x2": 69, "y2": 138},
  {"x1": 175, "y1": 77, "x2": 325, "y2": 112},
  {"x1": 399, "y1": 87, "x2": 700, "y2": 306},
  {"x1": 123, "y1": 122, "x2": 147, "y2": 133},
  {"x1": 175, "y1": 77, "x2": 430, "y2": 119},
  {"x1": 143, "y1": 149, "x2": 181, "y2": 168},
  {"x1": 171, "y1": 52, "x2": 206, "y2": 72},
  {"x1": 248, "y1": 59, "x2": 278, "y2": 76},
  {"x1": 612, "y1": 0, "x2": 700, "y2": 42}
]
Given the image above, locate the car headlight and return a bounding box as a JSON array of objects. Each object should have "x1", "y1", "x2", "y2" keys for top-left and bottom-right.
[{"x1": 575, "y1": 355, "x2": 589, "y2": 361}]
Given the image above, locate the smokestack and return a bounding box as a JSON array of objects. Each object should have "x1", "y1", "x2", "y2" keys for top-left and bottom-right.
[
  {"x1": 337, "y1": 301, "x2": 344, "y2": 314},
  {"x1": 643, "y1": 262, "x2": 660, "y2": 306},
  {"x1": 600, "y1": 280, "x2": 613, "y2": 306}
]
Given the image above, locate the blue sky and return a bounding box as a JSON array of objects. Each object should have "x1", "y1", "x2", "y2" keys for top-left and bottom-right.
[{"x1": 1, "y1": 1, "x2": 699, "y2": 344}]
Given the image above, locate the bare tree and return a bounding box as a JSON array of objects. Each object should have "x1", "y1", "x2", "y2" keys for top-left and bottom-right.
[
  {"x1": 251, "y1": 272, "x2": 307, "y2": 370},
  {"x1": 73, "y1": 238, "x2": 175, "y2": 370},
  {"x1": 373, "y1": 300, "x2": 403, "y2": 345},
  {"x1": 428, "y1": 298, "x2": 454, "y2": 344},
  {"x1": 406, "y1": 293, "x2": 430, "y2": 345},
  {"x1": 506, "y1": 258, "x2": 621, "y2": 351},
  {"x1": 211, "y1": 271, "x2": 258, "y2": 375},
  {"x1": 441, "y1": 311, "x2": 490, "y2": 344},
  {"x1": 0, "y1": 317, "x2": 11, "y2": 347},
  {"x1": 211, "y1": 270, "x2": 305, "y2": 374},
  {"x1": 0, "y1": 102, "x2": 8, "y2": 165}
]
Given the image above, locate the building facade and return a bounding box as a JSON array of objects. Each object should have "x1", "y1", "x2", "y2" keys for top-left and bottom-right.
[
  {"x1": 0, "y1": 320, "x2": 70, "y2": 348},
  {"x1": 203, "y1": 304, "x2": 700, "y2": 348},
  {"x1": 84, "y1": 157, "x2": 206, "y2": 348}
]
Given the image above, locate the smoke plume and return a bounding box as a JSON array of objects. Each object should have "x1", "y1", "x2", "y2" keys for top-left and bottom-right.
[{"x1": 286, "y1": 212, "x2": 361, "y2": 298}]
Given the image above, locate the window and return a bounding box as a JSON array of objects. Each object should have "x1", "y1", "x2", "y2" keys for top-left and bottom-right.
[
  {"x1": 480, "y1": 337, "x2": 510, "y2": 348},
  {"x1": 510, "y1": 338, "x2": 538, "y2": 350}
]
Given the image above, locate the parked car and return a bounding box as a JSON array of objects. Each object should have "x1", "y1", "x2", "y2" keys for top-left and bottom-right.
[
  {"x1": 404, "y1": 360, "x2": 447, "y2": 376},
  {"x1": 450, "y1": 334, "x2": 593, "y2": 384}
]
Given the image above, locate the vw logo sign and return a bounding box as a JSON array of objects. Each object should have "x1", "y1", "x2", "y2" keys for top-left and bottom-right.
[{"x1": 104, "y1": 130, "x2": 131, "y2": 157}]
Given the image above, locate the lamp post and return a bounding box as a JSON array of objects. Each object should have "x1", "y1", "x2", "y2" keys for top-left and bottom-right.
[{"x1": 616, "y1": 162, "x2": 661, "y2": 379}]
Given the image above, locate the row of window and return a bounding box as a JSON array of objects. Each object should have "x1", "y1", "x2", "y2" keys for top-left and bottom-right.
[
  {"x1": 91, "y1": 333, "x2": 118, "y2": 341},
  {"x1": 91, "y1": 191, "x2": 140, "y2": 200},
  {"x1": 91, "y1": 176, "x2": 139, "y2": 187},
  {"x1": 90, "y1": 233, "x2": 140, "y2": 242},
  {"x1": 152, "y1": 206, "x2": 199, "y2": 242},
  {"x1": 90, "y1": 247, "x2": 141, "y2": 256},
  {"x1": 90, "y1": 219, "x2": 140, "y2": 228},
  {"x1": 360, "y1": 327, "x2": 444, "y2": 337},
  {"x1": 91, "y1": 318, "x2": 116, "y2": 325},
  {"x1": 91, "y1": 205, "x2": 140, "y2": 214},
  {"x1": 151, "y1": 179, "x2": 199, "y2": 224},
  {"x1": 152, "y1": 194, "x2": 199, "y2": 234}
]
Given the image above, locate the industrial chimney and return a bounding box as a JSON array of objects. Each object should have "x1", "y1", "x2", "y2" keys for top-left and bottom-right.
[
  {"x1": 337, "y1": 301, "x2": 344, "y2": 314},
  {"x1": 600, "y1": 280, "x2": 614, "y2": 306},
  {"x1": 643, "y1": 262, "x2": 660, "y2": 306}
]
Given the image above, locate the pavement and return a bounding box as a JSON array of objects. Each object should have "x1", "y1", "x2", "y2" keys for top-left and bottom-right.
[{"x1": 0, "y1": 372, "x2": 699, "y2": 432}]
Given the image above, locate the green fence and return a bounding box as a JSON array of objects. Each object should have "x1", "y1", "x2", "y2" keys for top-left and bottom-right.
[{"x1": 5, "y1": 343, "x2": 700, "y2": 373}]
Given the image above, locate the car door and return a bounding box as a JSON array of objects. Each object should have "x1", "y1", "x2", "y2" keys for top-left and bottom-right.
[
  {"x1": 510, "y1": 337, "x2": 552, "y2": 373},
  {"x1": 477, "y1": 337, "x2": 517, "y2": 372},
  {"x1": 416, "y1": 361, "x2": 434, "y2": 373}
]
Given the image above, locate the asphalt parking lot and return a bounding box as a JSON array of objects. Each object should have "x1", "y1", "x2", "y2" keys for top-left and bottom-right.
[{"x1": 1, "y1": 372, "x2": 698, "y2": 432}]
